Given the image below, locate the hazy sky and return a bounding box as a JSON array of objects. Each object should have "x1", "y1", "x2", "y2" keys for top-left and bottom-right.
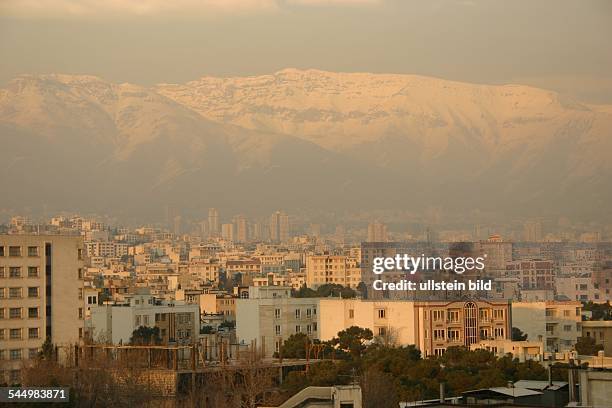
[{"x1": 1, "y1": 0, "x2": 611, "y2": 102}]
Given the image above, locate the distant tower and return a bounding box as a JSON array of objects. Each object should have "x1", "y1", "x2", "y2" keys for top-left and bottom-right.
[
  {"x1": 234, "y1": 215, "x2": 248, "y2": 243},
  {"x1": 173, "y1": 215, "x2": 182, "y2": 236},
  {"x1": 221, "y1": 223, "x2": 234, "y2": 241},
  {"x1": 208, "y1": 208, "x2": 219, "y2": 237},
  {"x1": 523, "y1": 221, "x2": 543, "y2": 242},
  {"x1": 367, "y1": 221, "x2": 388, "y2": 242},
  {"x1": 270, "y1": 211, "x2": 290, "y2": 243}
]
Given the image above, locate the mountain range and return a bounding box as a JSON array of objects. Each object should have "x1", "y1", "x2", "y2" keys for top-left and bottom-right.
[{"x1": 1, "y1": 69, "x2": 610, "y2": 222}]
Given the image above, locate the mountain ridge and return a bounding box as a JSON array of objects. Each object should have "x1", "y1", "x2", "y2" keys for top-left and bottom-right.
[{"x1": 1, "y1": 69, "x2": 610, "y2": 221}]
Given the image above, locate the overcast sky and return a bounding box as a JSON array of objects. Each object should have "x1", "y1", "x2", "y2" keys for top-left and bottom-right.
[{"x1": 1, "y1": 0, "x2": 611, "y2": 102}]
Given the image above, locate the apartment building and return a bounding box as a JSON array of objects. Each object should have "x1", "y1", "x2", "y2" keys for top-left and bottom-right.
[
  {"x1": 305, "y1": 255, "x2": 361, "y2": 289},
  {"x1": 84, "y1": 241, "x2": 128, "y2": 258},
  {"x1": 89, "y1": 288, "x2": 199, "y2": 345},
  {"x1": 512, "y1": 301, "x2": 582, "y2": 353},
  {"x1": 236, "y1": 286, "x2": 319, "y2": 357},
  {"x1": 0, "y1": 234, "x2": 85, "y2": 384},
  {"x1": 582, "y1": 321, "x2": 612, "y2": 357},
  {"x1": 556, "y1": 274, "x2": 602, "y2": 302},
  {"x1": 506, "y1": 259, "x2": 555, "y2": 290}
]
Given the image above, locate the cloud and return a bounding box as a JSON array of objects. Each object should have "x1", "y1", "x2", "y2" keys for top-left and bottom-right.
[{"x1": 0, "y1": 0, "x2": 381, "y2": 18}]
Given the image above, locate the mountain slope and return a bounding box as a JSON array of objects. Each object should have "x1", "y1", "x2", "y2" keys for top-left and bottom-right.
[{"x1": 1, "y1": 70, "x2": 611, "y2": 220}]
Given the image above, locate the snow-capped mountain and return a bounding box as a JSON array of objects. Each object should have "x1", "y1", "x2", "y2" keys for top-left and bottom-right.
[{"x1": 1, "y1": 70, "x2": 610, "y2": 220}]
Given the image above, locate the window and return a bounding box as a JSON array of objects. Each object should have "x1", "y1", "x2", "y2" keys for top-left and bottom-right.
[
  {"x1": 349, "y1": 309, "x2": 354, "y2": 319},
  {"x1": 295, "y1": 325, "x2": 301, "y2": 333},
  {"x1": 295, "y1": 309, "x2": 301, "y2": 319},
  {"x1": 433, "y1": 329, "x2": 445, "y2": 340},
  {"x1": 28, "y1": 287, "x2": 38, "y2": 298},
  {"x1": 143, "y1": 315, "x2": 149, "y2": 325},
  {"x1": 0, "y1": 329, "x2": 4, "y2": 340},
  {"x1": 135, "y1": 315, "x2": 141, "y2": 327},
  {"x1": 432, "y1": 310, "x2": 444, "y2": 321},
  {"x1": 9, "y1": 246, "x2": 21, "y2": 257},
  {"x1": 275, "y1": 325, "x2": 281, "y2": 335},
  {"x1": 78, "y1": 249, "x2": 83, "y2": 260},
  {"x1": 274, "y1": 308, "x2": 281, "y2": 319},
  {"x1": 434, "y1": 348, "x2": 445, "y2": 356},
  {"x1": 312, "y1": 322, "x2": 317, "y2": 331},
  {"x1": 9, "y1": 308, "x2": 21, "y2": 319},
  {"x1": 493, "y1": 309, "x2": 504, "y2": 319},
  {"x1": 0, "y1": 246, "x2": 4, "y2": 256},
  {"x1": 0, "y1": 308, "x2": 4, "y2": 319},
  {"x1": 0, "y1": 266, "x2": 4, "y2": 278},
  {"x1": 448, "y1": 329, "x2": 461, "y2": 341},
  {"x1": 378, "y1": 327, "x2": 387, "y2": 336},
  {"x1": 10, "y1": 349, "x2": 22, "y2": 360},
  {"x1": 78, "y1": 308, "x2": 83, "y2": 319},
  {"x1": 9, "y1": 288, "x2": 22, "y2": 299},
  {"x1": 79, "y1": 328, "x2": 83, "y2": 339},
  {"x1": 479, "y1": 309, "x2": 490, "y2": 322},
  {"x1": 564, "y1": 325, "x2": 572, "y2": 332},
  {"x1": 28, "y1": 267, "x2": 39, "y2": 278},
  {"x1": 29, "y1": 348, "x2": 39, "y2": 359},
  {"x1": 28, "y1": 328, "x2": 39, "y2": 339},
  {"x1": 78, "y1": 268, "x2": 83, "y2": 279},
  {"x1": 9, "y1": 267, "x2": 21, "y2": 278},
  {"x1": 448, "y1": 310, "x2": 459, "y2": 323},
  {"x1": 78, "y1": 288, "x2": 83, "y2": 300},
  {"x1": 28, "y1": 308, "x2": 38, "y2": 318},
  {"x1": 27, "y1": 246, "x2": 38, "y2": 257},
  {"x1": 0, "y1": 288, "x2": 4, "y2": 299},
  {"x1": 494, "y1": 327, "x2": 505, "y2": 338},
  {"x1": 10, "y1": 328, "x2": 21, "y2": 340},
  {"x1": 306, "y1": 308, "x2": 312, "y2": 318},
  {"x1": 307, "y1": 324, "x2": 312, "y2": 334},
  {"x1": 377, "y1": 308, "x2": 386, "y2": 319}
]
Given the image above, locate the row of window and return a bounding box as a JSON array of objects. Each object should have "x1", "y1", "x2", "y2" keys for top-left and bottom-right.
[
  {"x1": 0, "y1": 307, "x2": 40, "y2": 319},
  {"x1": 0, "y1": 246, "x2": 39, "y2": 257},
  {"x1": 428, "y1": 308, "x2": 506, "y2": 322},
  {"x1": 0, "y1": 307, "x2": 82, "y2": 320},
  {"x1": 0, "y1": 327, "x2": 40, "y2": 340},
  {"x1": 274, "y1": 308, "x2": 317, "y2": 319},
  {"x1": 0, "y1": 348, "x2": 40, "y2": 361},
  {"x1": 0, "y1": 266, "x2": 40, "y2": 278},
  {"x1": 274, "y1": 322, "x2": 318, "y2": 335},
  {"x1": 426, "y1": 327, "x2": 506, "y2": 341},
  {"x1": 0, "y1": 286, "x2": 40, "y2": 298}
]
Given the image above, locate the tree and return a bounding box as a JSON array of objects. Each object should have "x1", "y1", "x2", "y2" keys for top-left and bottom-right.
[
  {"x1": 333, "y1": 326, "x2": 373, "y2": 358},
  {"x1": 201, "y1": 325, "x2": 214, "y2": 334},
  {"x1": 575, "y1": 336, "x2": 604, "y2": 355},
  {"x1": 280, "y1": 333, "x2": 309, "y2": 358},
  {"x1": 512, "y1": 327, "x2": 528, "y2": 341},
  {"x1": 129, "y1": 326, "x2": 161, "y2": 345}
]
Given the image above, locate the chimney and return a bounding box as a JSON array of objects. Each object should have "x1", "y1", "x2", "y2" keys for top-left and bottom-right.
[
  {"x1": 439, "y1": 382, "x2": 445, "y2": 403},
  {"x1": 548, "y1": 364, "x2": 553, "y2": 387}
]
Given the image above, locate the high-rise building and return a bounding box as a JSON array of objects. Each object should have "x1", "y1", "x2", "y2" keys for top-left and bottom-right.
[
  {"x1": 523, "y1": 221, "x2": 543, "y2": 242},
  {"x1": 270, "y1": 211, "x2": 290, "y2": 243},
  {"x1": 367, "y1": 221, "x2": 388, "y2": 242},
  {"x1": 221, "y1": 223, "x2": 234, "y2": 241},
  {"x1": 234, "y1": 215, "x2": 248, "y2": 243},
  {"x1": 0, "y1": 235, "x2": 85, "y2": 384},
  {"x1": 208, "y1": 208, "x2": 219, "y2": 237}
]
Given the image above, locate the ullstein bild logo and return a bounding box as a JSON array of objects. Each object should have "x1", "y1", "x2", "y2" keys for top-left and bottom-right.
[{"x1": 372, "y1": 254, "x2": 487, "y2": 275}]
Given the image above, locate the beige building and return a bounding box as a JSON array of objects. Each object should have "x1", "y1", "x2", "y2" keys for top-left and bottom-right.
[
  {"x1": 0, "y1": 234, "x2": 85, "y2": 384},
  {"x1": 236, "y1": 286, "x2": 319, "y2": 357},
  {"x1": 582, "y1": 321, "x2": 612, "y2": 357},
  {"x1": 305, "y1": 255, "x2": 361, "y2": 289},
  {"x1": 470, "y1": 339, "x2": 545, "y2": 362},
  {"x1": 512, "y1": 301, "x2": 582, "y2": 353}
]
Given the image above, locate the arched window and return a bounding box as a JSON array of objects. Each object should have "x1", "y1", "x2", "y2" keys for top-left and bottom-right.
[{"x1": 464, "y1": 302, "x2": 478, "y2": 346}]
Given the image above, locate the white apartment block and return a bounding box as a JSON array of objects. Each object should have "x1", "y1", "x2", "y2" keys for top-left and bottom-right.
[
  {"x1": 555, "y1": 274, "x2": 602, "y2": 302},
  {"x1": 89, "y1": 289, "x2": 199, "y2": 345},
  {"x1": 512, "y1": 301, "x2": 582, "y2": 353},
  {"x1": 236, "y1": 286, "x2": 319, "y2": 358},
  {"x1": 0, "y1": 235, "x2": 85, "y2": 384},
  {"x1": 305, "y1": 255, "x2": 362, "y2": 289},
  {"x1": 84, "y1": 241, "x2": 128, "y2": 258}
]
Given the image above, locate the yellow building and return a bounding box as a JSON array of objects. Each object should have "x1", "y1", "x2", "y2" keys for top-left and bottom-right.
[
  {"x1": 0, "y1": 234, "x2": 85, "y2": 384},
  {"x1": 305, "y1": 255, "x2": 361, "y2": 289}
]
